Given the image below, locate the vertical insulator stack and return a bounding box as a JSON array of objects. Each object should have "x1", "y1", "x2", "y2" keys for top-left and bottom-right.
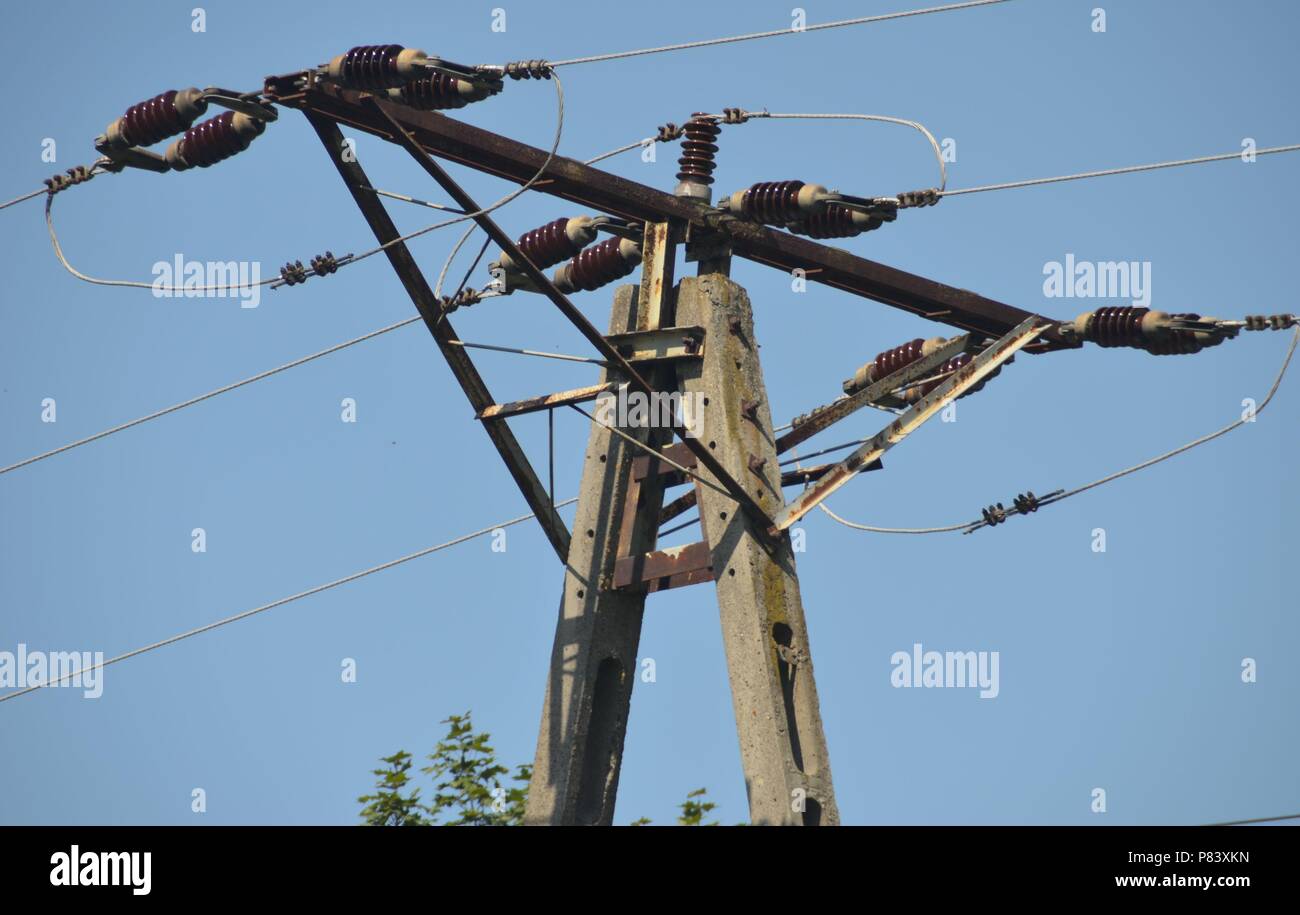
[{"x1": 674, "y1": 114, "x2": 721, "y2": 198}]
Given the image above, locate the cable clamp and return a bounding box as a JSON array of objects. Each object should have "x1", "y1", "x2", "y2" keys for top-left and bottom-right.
[
  {"x1": 656, "y1": 122, "x2": 684, "y2": 143},
  {"x1": 1244, "y1": 313, "x2": 1297, "y2": 331},
  {"x1": 44, "y1": 165, "x2": 97, "y2": 195},
  {"x1": 438, "y1": 287, "x2": 483, "y2": 316},
  {"x1": 502, "y1": 59, "x2": 553, "y2": 80},
  {"x1": 720, "y1": 107, "x2": 763, "y2": 125},
  {"x1": 980, "y1": 503, "x2": 1007, "y2": 527},
  {"x1": 896, "y1": 187, "x2": 941, "y2": 208},
  {"x1": 1012, "y1": 491, "x2": 1040, "y2": 515}
]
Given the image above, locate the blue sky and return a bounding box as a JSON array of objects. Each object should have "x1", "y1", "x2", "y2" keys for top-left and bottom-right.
[{"x1": 1, "y1": 0, "x2": 1296, "y2": 826}]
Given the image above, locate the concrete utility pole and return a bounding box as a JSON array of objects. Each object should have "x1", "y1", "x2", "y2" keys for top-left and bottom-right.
[
  {"x1": 526, "y1": 225, "x2": 680, "y2": 825},
  {"x1": 675, "y1": 272, "x2": 839, "y2": 825},
  {"x1": 526, "y1": 245, "x2": 838, "y2": 824}
]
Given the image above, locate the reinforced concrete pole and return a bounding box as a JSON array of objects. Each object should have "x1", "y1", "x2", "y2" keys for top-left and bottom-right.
[
  {"x1": 675, "y1": 275, "x2": 840, "y2": 825},
  {"x1": 524, "y1": 224, "x2": 678, "y2": 825}
]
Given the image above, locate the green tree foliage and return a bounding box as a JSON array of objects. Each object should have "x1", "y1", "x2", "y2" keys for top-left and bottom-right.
[
  {"x1": 424, "y1": 713, "x2": 530, "y2": 826},
  {"x1": 357, "y1": 752, "x2": 428, "y2": 826},
  {"x1": 360, "y1": 712, "x2": 729, "y2": 826},
  {"x1": 358, "y1": 713, "x2": 528, "y2": 826},
  {"x1": 676, "y1": 788, "x2": 719, "y2": 826}
]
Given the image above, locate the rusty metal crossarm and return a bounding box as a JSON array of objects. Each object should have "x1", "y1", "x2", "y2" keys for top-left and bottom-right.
[
  {"x1": 769, "y1": 317, "x2": 1047, "y2": 533},
  {"x1": 363, "y1": 98, "x2": 775, "y2": 529},
  {"x1": 303, "y1": 111, "x2": 572, "y2": 561},
  {"x1": 476, "y1": 382, "x2": 617, "y2": 421},
  {"x1": 263, "y1": 80, "x2": 1073, "y2": 351},
  {"x1": 776, "y1": 334, "x2": 974, "y2": 455}
]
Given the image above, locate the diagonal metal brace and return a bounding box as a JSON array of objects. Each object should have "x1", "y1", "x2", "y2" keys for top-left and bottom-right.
[
  {"x1": 769, "y1": 317, "x2": 1046, "y2": 533},
  {"x1": 364, "y1": 98, "x2": 775, "y2": 530},
  {"x1": 303, "y1": 111, "x2": 572, "y2": 561}
]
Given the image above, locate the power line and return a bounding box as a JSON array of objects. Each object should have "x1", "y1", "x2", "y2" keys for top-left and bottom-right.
[
  {"x1": 941, "y1": 143, "x2": 1300, "y2": 198},
  {"x1": 450, "y1": 339, "x2": 607, "y2": 365},
  {"x1": 749, "y1": 112, "x2": 947, "y2": 192},
  {"x1": 360, "y1": 186, "x2": 465, "y2": 213},
  {"x1": 4, "y1": 216, "x2": 519, "y2": 477},
  {"x1": 0, "y1": 315, "x2": 423, "y2": 476},
  {"x1": 585, "y1": 137, "x2": 654, "y2": 166},
  {"x1": 818, "y1": 325, "x2": 1300, "y2": 534},
  {"x1": 544, "y1": 0, "x2": 1015, "y2": 68},
  {"x1": 1204, "y1": 812, "x2": 1300, "y2": 827},
  {"x1": 0, "y1": 186, "x2": 50, "y2": 211},
  {"x1": 1, "y1": 162, "x2": 112, "y2": 212},
  {"x1": 0, "y1": 497, "x2": 578, "y2": 704}
]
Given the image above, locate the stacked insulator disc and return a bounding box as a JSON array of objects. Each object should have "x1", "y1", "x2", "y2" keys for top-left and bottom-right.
[
  {"x1": 736, "y1": 180, "x2": 808, "y2": 223},
  {"x1": 675, "y1": 114, "x2": 721, "y2": 193},
  {"x1": 844, "y1": 337, "x2": 949, "y2": 394},
  {"x1": 1069, "y1": 306, "x2": 1227, "y2": 355},
  {"x1": 908, "y1": 352, "x2": 1009, "y2": 401},
  {"x1": 494, "y1": 217, "x2": 600, "y2": 278},
  {"x1": 517, "y1": 218, "x2": 588, "y2": 268},
  {"x1": 391, "y1": 72, "x2": 496, "y2": 110},
  {"x1": 794, "y1": 204, "x2": 882, "y2": 239},
  {"x1": 102, "y1": 88, "x2": 208, "y2": 150},
  {"x1": 164, "y1": 111, "x2": 265, "y2": 171},
  {"x1": 554, "y1": 238, "x2": 642, "y2": 294},
  {"x1": 328, "y1": 45, "x2": 430, "y2": 90}
]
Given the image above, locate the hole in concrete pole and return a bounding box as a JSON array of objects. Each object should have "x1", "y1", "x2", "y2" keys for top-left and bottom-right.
[
  {"x1": 802, "y1": 798, "x2": 823, "y2": 827},
  {"x1": 575, "y1": 657, "x2": 627, "y2": 825},
  {"x1": 772, "y1": 622, "x2": 805, "y2": 774}
]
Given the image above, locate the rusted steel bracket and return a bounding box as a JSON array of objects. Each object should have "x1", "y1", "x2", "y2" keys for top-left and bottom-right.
[
  {"x1": 303, "y1": 111, "x2": 571, "y2": 562},
  {"x1": 615, "y1": 451, "x2": 716, "y2": 593},
  {"x1": 770, "y1": 317, "x2": 1047, "y2": 533},
  {"x1": 605, "y1": 325, "x2": 705, "y2": 363},
  {"x1": 776, "y1": 334, "x2": 974, "y2": 454},
  {"x1": 364, "y1": 98, "x2": 775, "y2": 530},
  {"x1": 612, "y1": 539, "x2": 715, "y2": 593},
  {"x1": 476, "y1": 382, "x2": 616, "y2": 421}
]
